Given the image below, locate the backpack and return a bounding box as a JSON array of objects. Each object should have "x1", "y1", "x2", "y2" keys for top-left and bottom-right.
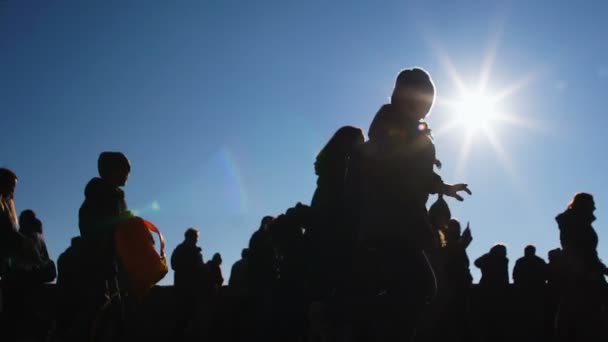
[{"x1": 114, "y1": 217, "x2": 168, "y2": 300}]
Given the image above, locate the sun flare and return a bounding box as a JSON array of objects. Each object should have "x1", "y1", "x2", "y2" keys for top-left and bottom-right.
[
  {"x1": 430, "y1": 39, "x2": 536, "y2": 178},
  {"x1": 452, "y1": 90, "x2": 501, "y2": 135}
]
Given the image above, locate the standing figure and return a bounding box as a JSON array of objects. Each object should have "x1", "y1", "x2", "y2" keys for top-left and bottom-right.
[
  {"x1": 512, "y1": 245, "x2": 548, "y2": 342},
  {"x1": 474, "y1": 244, "x2": 510, "y2": 342},
  {"x1": 437, "y1": 219, "x2": 473, "y2": 342},
  {"x1": 229, "y1": 248, "x2": 249, "y2": 296},
  {"x1": 207, "y1": 253, "x2": 224, "y2": 292},
  {"x1": 0, "y1": 168, "x2": 37, "y2": 339},
  {"x1": 346, "y1": 67, "x2": 471, "y2": 342},
  {"x1": 309, "y1": 125, "x2": 364, "y2": 298},
  {"x1": 78, "y1": 152, "x2": 132, "y2": 341},
  {"x1": 171, "y1": 227, "x2": 207, "y2": 341},
  {"x1": 555, "y1": 193, "x2": 607, "y2": 342}
]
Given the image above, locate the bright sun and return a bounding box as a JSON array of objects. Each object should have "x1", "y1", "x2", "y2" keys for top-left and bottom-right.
[
  {"x1": 430, "y1": 38, "x2": 535, "y2": 177},
  {"x1": 453, "y1": 91, "x2": 500, "y2": 134}
]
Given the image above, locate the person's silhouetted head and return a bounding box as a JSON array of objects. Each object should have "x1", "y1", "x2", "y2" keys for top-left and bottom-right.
[
  {"x1": 429, "y1": 195, "x2": 451, "y2": 229},
  {"x1": 184, "y1": 228, "x2": 199, "y2": 245},
  {"x1": 315, "y1": 126, "x2": 364, "y2": 176},
  {"x1": 567, "y1": 192, "x2": 596, "y2": 223},
  {"x1": 241, "y1": 248, "x2": 249, "y2": 260},
  {"x1": 19, "y1": 209, "x2": 37, "y2": 227},
  {"x1": 260, "y1": 216, "x2": 274, "y2": 232},
  {"x1": 524, "y1": 245, "x2": 536, "y2": 257},
  {"x1": 211, "y1": 253, "x2": 222, "y2": 265},
  {"x1": 445, "y1": 219, "x2": 462, "y2": 242},
  {"x1": 391, "y1": 67, "x2": 435, "y2": 121},
  {"x1": 0, "y1": 168, "x2": 18, "y2": 198},
  {"x1": 98, "y1": 152, "x2": 131, "y2": 187},
  {"x1": 548, "y1": 248, "x2": 562, "y2": 263},
  {"x1": 490, "y1": 244, "x2": 507, "y2": 258}
]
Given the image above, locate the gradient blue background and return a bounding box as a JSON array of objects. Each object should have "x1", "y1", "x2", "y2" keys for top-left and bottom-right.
[{"x1": 2, "y1": 0, "x2": 608, "y2": 284}]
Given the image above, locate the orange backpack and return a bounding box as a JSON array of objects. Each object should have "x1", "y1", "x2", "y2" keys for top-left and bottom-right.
[{"x1": 114, "y1": 217, "x2": 168, "y2": 300}]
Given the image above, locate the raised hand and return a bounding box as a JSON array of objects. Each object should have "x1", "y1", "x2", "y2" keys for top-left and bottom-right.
[{"x1": 443, "y1": 183, "x2": 472, "y2": 201}]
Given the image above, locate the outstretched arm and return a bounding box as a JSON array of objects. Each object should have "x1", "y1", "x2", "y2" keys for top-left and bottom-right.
[{"x1": 441, "y1": 183, "x2": 472, "y2": 201}]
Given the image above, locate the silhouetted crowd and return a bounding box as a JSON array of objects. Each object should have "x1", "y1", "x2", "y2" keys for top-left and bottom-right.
[{"x1": 1, "y1": 68, "x2": 608, "y2": 342}]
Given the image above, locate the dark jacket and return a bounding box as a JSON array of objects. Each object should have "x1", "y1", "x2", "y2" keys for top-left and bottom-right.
[
  {"x1": 556, "y1": 209, "x2": 604, "y2": 274},
  {"x1": 346, "y1": 104, "x2": 441, "y2": 247},
  {"x1": 78, "y1": 177, "x2": 128, "y2": 280},
  {"x1": 443, "y1": 239, "x2": 473, "y2": 289},
  {"x1": 229, "y1": 258, "x2": 248, "y2": 293},
  {"x1": 513, "y1": 255, "x2": 547, "y2": 290},
  {"x1": 171, "y1": 242, "x2": 205, "y2": 292},
  {"x1": 475, "y1": 253, "x2": 509, "y2": 288},
  {"x1": 79, "y1": 177, "x2": 128, "y2": 241}
]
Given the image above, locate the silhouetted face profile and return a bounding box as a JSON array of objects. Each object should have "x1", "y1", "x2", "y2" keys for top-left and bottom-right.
[
  {"x1": 391, "y1": 68, "x2": 435, "y2": 121},
  {"x1": 212, "y1": 253, "x2": 222, "y2": 265},
  {"x1": 98, "y1": 152, "x2": 131, "y2": 187},
  {"x1": 0, "y1": 168, "x2": 18, "y2": 198}
]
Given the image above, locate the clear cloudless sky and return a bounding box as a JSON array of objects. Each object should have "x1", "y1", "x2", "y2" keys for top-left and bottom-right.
[{"x1": 2, "y1": 0, "x2": 608, "y2": 284}]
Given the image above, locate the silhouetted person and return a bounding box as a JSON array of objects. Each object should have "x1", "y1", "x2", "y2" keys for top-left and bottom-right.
[
  {"x1": 416, "y1": 195, "x2": 453, "y2": 342},
  {"x1": 0, "y1": 168, "x2": 39, "y2": 339},
  {"x1": 426, "y1": 219, "x2": 473, "y2": 342},
  {"x1": 0, "y1": 168, "x2": 31, "y2": 266},
  {"x1": 228, "y1": 248, "x2": 250, "y2": 342},
  {"x1": 512, "y1": 245, "x2": 548, "y2": 342},
  {"x1": 513, "y1": 245, "x2": 547, "y2": 290},
  {"x1": 443, "y1": 219, "x2": 473, "y2": 290},
  {"x1": 428, "y1": 194, "x2": 451, "y2": 248},
  {"x1": 554, "y1": 193, "x2": 607, "y2": 342},
  {"x1": 476, "y1": 244, "x2": 509, "y2": 288},
  {"x1": 345, "y1": 68, "x2": 471, "y2": 342},
  {"x1": 248, "y1": 216, "x2": 276, "y2": 294},
  {"x1": 17, "y1": 210, "x2": 56, "y2": 284},
  {"x1": 308, "y1": 128, "x2": 363, "y2": 342},
  {"x1": 270, "y1": 204, "x2": 312, "y2": 342},
  {"x1": 229, "y1": 248, "x2": 249, "y2": 295},
  {"x1": 208, "y1": 253, "x2": 224, "y2": 292},
  {"x1": 55, "y1": 236, "x2": 87, "y2": 341},
  {"x1": 546, "y1": 248, "x2": 565, "y2": 340},
  {"x1": 248, "y1": 216, "x2": 276, "y2": 341},
  {"x1": 474, "y1": 244, "x2": 510, "y2": 342},
  {"x1": 309, "y1": 125, "x2": 364, "y2": 299},
  {"x1": 171, "y1": 227, "x2": 207, "y2": 341},
  {"x1": 547, "y1": 248, "x2": 565, "y2": 292},
  {"x1": 77, "y1": 152, "x2": 131, "y2": 341}
]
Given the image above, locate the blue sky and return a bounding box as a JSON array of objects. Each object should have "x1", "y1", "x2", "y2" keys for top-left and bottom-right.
[{"x1": 2, "y1": 0, "x2": 608, "y2": 284}]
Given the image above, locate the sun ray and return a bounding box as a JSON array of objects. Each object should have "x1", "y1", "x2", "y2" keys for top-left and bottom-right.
[
  {"x1": 432, "y1": 119, "x2": 462, "y2": 138},
  {"x1": 491, "y1": 72, "x2": 537, "y2": 103},
  {"x1": 456, "y1": 128, "x2": 476, "y2": 178},
  {"x1": 478, "y1": 32, "x2": 501, "y2": 93},
  {"x1": 492, "y1": 112, "x2": 537, "y2": 130},
  {"x1": 433, "y1": 45, "x2": 470, "y2": 94},
  {"x1": 483, "y1": 126, "x2": 515, "y2": 178}
]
